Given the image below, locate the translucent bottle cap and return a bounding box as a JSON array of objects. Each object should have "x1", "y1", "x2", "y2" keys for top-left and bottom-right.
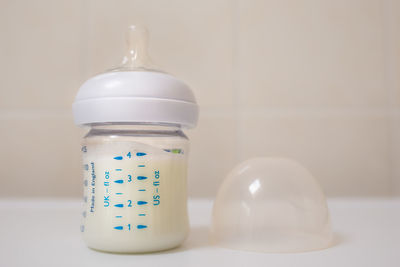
[
  {"x1": 211, "y1": 158, "x2": 333, "y2": 253},
  {"x1": 72, "y1": 25, "x2": 198, "y2": 128}
]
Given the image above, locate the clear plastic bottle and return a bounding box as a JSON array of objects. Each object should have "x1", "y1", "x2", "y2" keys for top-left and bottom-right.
[
  {"x1": 81, "y1": 124, "x2": 190, "y2": 253},
  {"x1": 73, "y1": 26, "x2": 198, "y2": 253}
]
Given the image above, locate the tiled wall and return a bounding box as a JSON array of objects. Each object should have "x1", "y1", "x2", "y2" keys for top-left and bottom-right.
[{"x1": 0, "y1": 0, "x2": 399, "y2": 198}]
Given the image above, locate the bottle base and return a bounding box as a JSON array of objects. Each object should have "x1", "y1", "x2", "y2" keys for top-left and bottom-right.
[
  {"x1": 83, "y1": 230, "x2": 188, "y2": 254},
  {"x1": 87, "y1": 242, "x2": 184, "y2": 254}
]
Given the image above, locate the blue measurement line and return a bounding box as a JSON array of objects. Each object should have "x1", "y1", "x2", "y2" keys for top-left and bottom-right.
[
  {"x1": 115, "y1": 192, "x2": 123, "y2": 195},
  {"x1": 137, "y1": 201, "x2": 147, "y2": 205},
  {"x1": 137, "y1": 176, "x2": 147, "y2": 180},
  {"x1": 137, "y1": 225, "x2": 147, "y2": 229},
  {"x1": 138, "y1": 165, "x2": 145, "y2": 167},
  {"x1": 114, "y1": 180, "x2": 124, "y2": 184},
  {"x1": 114, "y1": 204, "x2": 124, "y2": 208},
  {"x1": 138, "y1": 189, "x2": 146, "y2": 191},
  {"x1": 115, "y1": 169, "x2": 122, "y2": 171},
  {"x1": 114, "y1": 226, "x2": 123, "y2": 230},
  {"x1": 136, "y1": 152, "x2": 146, "y2": 157},
  {"x1": 138, "y1": 214, "x2": 146, "y2": 216},
  {"x1": 115, "y1": 216, "x2": 123, "y2": 218},
  {"x1": 114, "y1": 156, "x2": 123, "y2": 160}
]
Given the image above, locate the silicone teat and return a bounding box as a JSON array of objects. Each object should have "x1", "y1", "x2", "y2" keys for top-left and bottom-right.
[{"x1": 112, "y1": 25, "x2": 157, "y2": 71}]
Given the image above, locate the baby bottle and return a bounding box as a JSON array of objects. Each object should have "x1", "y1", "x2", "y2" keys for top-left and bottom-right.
[{"x1": 72, "y1": 26, "x2": 198, "y2": 253}]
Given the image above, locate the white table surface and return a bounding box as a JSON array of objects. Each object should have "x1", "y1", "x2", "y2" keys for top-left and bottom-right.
[{"x1": 0, "y1": 198, "x2": 399, "y2": 267}]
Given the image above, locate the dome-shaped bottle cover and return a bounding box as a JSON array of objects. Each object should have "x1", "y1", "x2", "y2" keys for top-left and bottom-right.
[
  {"x1": 211, "y1": 158, "x2": 333, "y2": 253},
  {"x1": 72, "y1": 25, "x2": 198, "y2": 128}
]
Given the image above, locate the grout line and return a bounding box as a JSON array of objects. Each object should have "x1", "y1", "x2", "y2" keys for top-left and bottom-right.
[
  {"x1": 78, "y1": 0, "x2": 91, "y2": 82},
  {"x1": 237, "y1": 107, "x2": 393, "y2": 118},
  {"x1": 231, "y1": 0, "x2": 241, "y2": 163},
  {"x1": 381, "y1": 0, "x2": 400, "y2": 196},
  {"x1": 200, "y1": 107, "x2": 395, "y2": 119},
  {"x1": 0, "y1": 110, "x2": 73, "y2": 120}
]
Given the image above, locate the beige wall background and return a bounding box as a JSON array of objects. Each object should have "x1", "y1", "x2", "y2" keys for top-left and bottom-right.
[{"x1": 0, "y1": 0, "x2": 399, "y2": 198}]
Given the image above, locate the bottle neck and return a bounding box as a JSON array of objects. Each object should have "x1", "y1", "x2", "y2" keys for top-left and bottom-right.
[{"x1": 87, "y1": 122, "x2": 182, "y2": 135}]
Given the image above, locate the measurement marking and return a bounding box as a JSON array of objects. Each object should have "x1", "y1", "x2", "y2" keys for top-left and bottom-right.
[
  {"x1": 136, "y1": 152, "x2": 146, "y2": 157},
  {"x1": 84, "y1": 180, "x2": 88, "y2": 186},
  {"x1": 113, "y1": 156, "x2": 123, "y2": 160},
  {"x1": 106, "y1": 188, "x2": 109, "y2": 193},
  {"x1": 114, "y1": 180, "x2": 124, "y2": 184},
  {"x1": 82, "y1": 211, "x2": 86, "y2": 218},
  {"x1": 137, "y1": 201, "x2": 148, "y2": 205},
  {"x1": 138, "y1": 189, "x2": 146, "y2": 192},
  {"x1": 137, "y1": 176, "x2": 147, "y2": 180},
  {"x1": 138, "y1": 214, "x2": 146, "y2": 216},
  {"x1": 116, "y1": 192, "x2": 123, "y2": 195},
  {"x1": 115, "y1": 216, "x2": 123, "y2": 218},
  {"x1": 114, "y1": 204, "x2": 124, "y2": 208},
  {"x1": 115, "y1": 169, "x2": 122, "y2": 171},
  {"x1": 156, "y1": 188, "x2": 159, "y2": 193},
  {"x1": 138, "y1": 165, "x2": 145, "y2": 167},
  {"x1": 114, "y1": 226, "x2": 123, "y2": 230},
  {"x1": 137, "y1": 225, "x2": 147, "y2": 229}
]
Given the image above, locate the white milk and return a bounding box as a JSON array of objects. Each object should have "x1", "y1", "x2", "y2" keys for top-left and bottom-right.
[{"x1": 81, "y1": 138, "x2": 189, "y2": 253}]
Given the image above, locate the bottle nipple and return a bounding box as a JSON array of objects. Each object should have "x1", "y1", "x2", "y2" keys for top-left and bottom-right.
[{"x1": 112, "y1": 25, "x2": 157, "y2": 71}]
